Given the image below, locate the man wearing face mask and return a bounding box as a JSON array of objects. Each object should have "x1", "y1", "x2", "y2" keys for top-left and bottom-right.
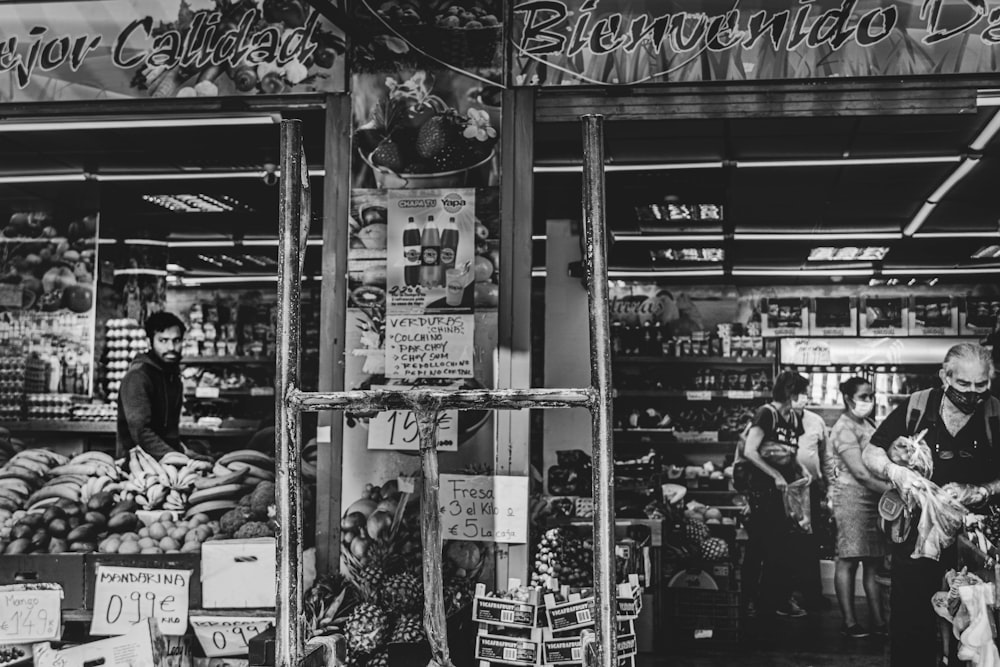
[
  {"x1": 117, "y1": 312, "x2": 201, "y2": 461},
  {"x1": 863, "y1": 343, "x2": 1000, "y2": 667}
]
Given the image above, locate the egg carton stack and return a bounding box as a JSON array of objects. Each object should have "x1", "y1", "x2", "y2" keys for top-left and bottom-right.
[
  {"x1": 104, "y1": 318, "x2": 149, "y2": 403},
  {"x1": 72, "y1": 402, "x2": 117, "y2": 422},
  {"x1": 0, "y1": 349, "x2": 26, "y2": 421},
  {"x1": 25, "y1": 393, "x2": 73, "y2": 420}
]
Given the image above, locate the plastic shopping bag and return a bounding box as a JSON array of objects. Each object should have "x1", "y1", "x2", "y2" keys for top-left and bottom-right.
[{"x1": 783, "y1": 477, "x2": 813, "y2": 533}]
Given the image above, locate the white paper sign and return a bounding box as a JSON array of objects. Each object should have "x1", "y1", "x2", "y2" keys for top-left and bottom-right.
[
  {"x1": 0, "y1": 584, "x2": 61, "y2": 642},
  {"x1": 368, "y1": 409, "x2": 458, "y2": 451},
  {"x1": 439, "y1": 475, "x2": 529, "y2": 543},
  {"x1": 195, "y1": 387, "x2": 220, "y2": 398},
  {"x1": 89, "y1": 567, "x2": 191, "y2": 637},
  {"x1": 685, "y1": 391, "x2": 711, "y2": 401},
  {"x1": 190, "y1": 616, "x2": 274, "y2": 658},
  {"x1": 385, "y1": 313, "x2": 474, "y2": 379}
]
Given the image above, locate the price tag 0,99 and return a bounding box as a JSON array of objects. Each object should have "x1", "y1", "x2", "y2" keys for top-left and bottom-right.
[
  {"x1": 368, "y1": 410, "x2": 458, "y2": 451},
  {"x1": 190, "y1": 616, "x2": 275, "y2": 658}
]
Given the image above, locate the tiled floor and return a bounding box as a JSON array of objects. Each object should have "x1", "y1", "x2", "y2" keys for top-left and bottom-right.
[{"x1": 644, "y1": 597, "x2": 888, "y2": 667}]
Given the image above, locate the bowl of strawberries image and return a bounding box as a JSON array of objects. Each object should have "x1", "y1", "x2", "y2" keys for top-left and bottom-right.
[
  {"x1": 356, "y1": 73, "x2": 498, "y2": 189},
  {"x1": 369, "y1": 1, "x2": 502, "y2": 70}
]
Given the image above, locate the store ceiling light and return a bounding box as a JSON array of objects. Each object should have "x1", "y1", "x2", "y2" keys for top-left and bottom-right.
[
  {"x1": 0, "y1": 115, "x2": 279, "y2": 132},
  {"x1": 736, "y1": 156, "x2": 961, "y2": 168},
  {"x1": 732, "y1": 268, "x2": 873, "y2": 277},
  {"x1": 606, "y1": 268, "x2": 725, "y2": 278},
  {"x1": 143, "y1": 194, "x2": 242, "y2": 213},
  {"x1": 651, "y1": 248, "x2": 725, "y2": 262},
  {"x1": 884, "y1": 266, "x2": 1000, "y2": 276},
  {"x1": 914, "y1": 230, "x2": 1000, "y2": 238},
  {"x1": 94, "y1": 168, "x2": 325, "y2": 181},
  {"x1": 808, "y1": 246, "x2": 889, "y2": 261},
  {"x1": 972, "y1": 245, "x2": 1000, "y2": 259},
  {"x1": 0, "y1": 173, "x2": 88, "y2": 184},
  {"x1": 533, "y1": 161, "x2": 723, "y2": 173},
  {"x1": 970, "y1": 109, "x2": 1000, "y2": 151},
  {"x1": 902, "y1": 157, "x2": 981, "y2": 236},
  {"x1": 735, "y1": 232, "x2": 902, "y2": 241},
  {"x1": 614, "y1": 233, "x2": 726, "y2": 242}
]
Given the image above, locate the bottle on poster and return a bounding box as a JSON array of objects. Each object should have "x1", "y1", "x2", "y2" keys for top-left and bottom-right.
[
  {"x1": 421, "y1": 215, "x2": 442, "y2": 288},
  {"x1": 402, "y1": 216, "x2": 421, "y2": 286},
  {"x1": 440, "y1": 216, "x2": 460, "y2": 271}
]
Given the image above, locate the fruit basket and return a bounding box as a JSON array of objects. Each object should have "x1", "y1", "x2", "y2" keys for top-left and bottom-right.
[
  {"x1": 397, "y1": 23, "x2": 501, "y2": 69},
  {"x1": 360, "y1": 147, "x2": 494, "y2": 189}
]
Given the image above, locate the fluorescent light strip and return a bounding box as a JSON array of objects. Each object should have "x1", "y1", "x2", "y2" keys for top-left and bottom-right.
[
  {"x1": 607, "y1": 269, "x2": 725, "y2": 278},
  {"x1": 736, "y1": 156, "x2": 961, "y2": 168},
  {"x1": 114, "y1": 268, "x2": 168, "y2": 277},
  {"x1": 971, "y1": 110, "x2": 1000, "y2": 151},
  {"x1": 531, "y1": 235, "x2": 547, "y2": 241},
  {"x1": 96, "y1": 172, "x2": 266, "y2": 182},
  {"x1": 168, "y1": 238, "x2": 323, "y2": 248},
  {"x1": 531, "y1": 268, "x2": 547, "y2": 277},
  {"x1": 914, "y1": 231, "x2": 1000, "y2": 238},
  {"x1": 124, "y1": 238, "x2": 168, "y2": 246},
  {"x1": 979, "y1": 91, "x2": 1000, "y2": 106},
  {"x1": 533, "y1": 162, "x2": 723, "y2": 173},
  {"x1": 614, "y1": 234, "x2": 726, "y2": 242},
  {"x1": 0, "y1": 115, "x2": 278, "y2": 132},
  {"x1": 0, "y1": 173, "x2": 88, "y2": 184},
  {"x1": 904, "y1": 202, "x2": 936, "y2": 237},
  {"x1": 883, "y1": 266, "x2": 1000, "y2": 276},
  {"x1": 735, "y1": 232, "x2": 902, "y2": 241},
  {"x1": 928, "y1": 157, "x2": 979, "y2": 202},
  {"x1": 733, "y1": 268, "x2": 872, "y2": 277}
]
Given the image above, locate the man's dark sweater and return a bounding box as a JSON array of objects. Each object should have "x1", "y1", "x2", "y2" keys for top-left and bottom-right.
[{"x1": 116, "y1": 352, "x2": 183, "y2": 459}]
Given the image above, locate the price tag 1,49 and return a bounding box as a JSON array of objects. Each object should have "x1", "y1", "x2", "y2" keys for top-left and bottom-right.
[
  {"x1": 190, "y1": 616, "x2": 275, "y2": 658},
  {"x1": 0, "y1": 584, "x2": 62, "y2": 643},
  {"x1": 368, "y1": 410, "x2": 458, "y2": 451}
]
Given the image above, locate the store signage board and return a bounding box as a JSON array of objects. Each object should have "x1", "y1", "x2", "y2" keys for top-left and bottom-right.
[
  {"x1": 909, "y1": 297, "x2": 959, "y2": 336},
  {"x1": 810, "y1": 298, "x2": 858, "y2": 337},
  {"x1": 189, "y1": 616, "x2": 274, "y2": 658},
  {"x1": 511, "y1": 0, "x2": 1000, "y2": 86},
  {"x1": 367, "y1": 386, "x2": 458, "y2": 451},
  {"x1": 962, "y1": 297, "x2": 999, "y2": 336},
  {"x1": 780, "y1": 337, "x2": 969, "y2": 366},
  {"x1": 0, "y1": 584, "x2": 62, "y2": 643},
  {"x1": 0, "y1": 0, "x2": 345, "y2": 103},
  {"x1": 90, "y1": 566, "x2": 191, "y2": 637},
  {"x1": 439, "y1": 474, "x2": 529, "y2": 543}
]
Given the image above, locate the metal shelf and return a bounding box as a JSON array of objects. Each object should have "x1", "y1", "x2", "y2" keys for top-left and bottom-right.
[
  {"x1": 614, "y1": 356, "x2": 773, "y2": 365},
  {"x1": 2, "y1": 421, "x2": 257, "y2": 437},
  {"x1": 615, "y1": 390, "x2": 767, "y2": 399}
]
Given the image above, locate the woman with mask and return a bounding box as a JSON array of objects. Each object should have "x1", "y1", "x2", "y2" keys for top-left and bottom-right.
[
  {"x1": 826, "y1": 377, "x2": 890, "y2": 638},
  {"x1": 743, "y1": 370, "x2": 813, "y2": 618}
]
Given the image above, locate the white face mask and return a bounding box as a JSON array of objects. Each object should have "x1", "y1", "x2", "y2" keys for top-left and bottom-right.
[
  {"x1": 852, "y1": 400, "x2": 874, "y2": 418},
  {"x1": 791, "y1": 395, "x2": 808, "y2": 410}
]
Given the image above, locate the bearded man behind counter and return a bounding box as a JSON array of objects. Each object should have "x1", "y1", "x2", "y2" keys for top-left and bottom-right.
[
  {"x1": 116, "y1": 311, "x2": 187, "y2": 461},
  {"x1": 863, "y1": 342, "x2": 1000, "y2": 667}
]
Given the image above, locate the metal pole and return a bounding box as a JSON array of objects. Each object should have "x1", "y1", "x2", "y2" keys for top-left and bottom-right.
[
  {"x1": 276, "y1": 119, "x2": 305, "y2": 667},
  {"x1": 415, "y1": 409, "x2": 451, "y2": 667},
  {"x1": 580, "y1": 114, "x2": 616, "y2": 667}
]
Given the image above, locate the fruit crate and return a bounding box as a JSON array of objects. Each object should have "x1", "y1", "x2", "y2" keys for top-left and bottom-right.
[
  {"x1": 0, "y1": 554, "x2": 87, "y2": 610},
  {"x1": 665, "y1": 588, "x2": 741, "y2": 645},
  {"x1": 84, "y1": 553, "x2": 201, "y2": 609}
]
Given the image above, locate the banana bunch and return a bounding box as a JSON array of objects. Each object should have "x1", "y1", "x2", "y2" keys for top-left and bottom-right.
[
  {"x1": 25, "y1": 451, "x2": 119, "y2": 510},
  {"x1": 124, "y1": 448, "x2": 212, "y2": 511},
  {"x1": 0, "y1": 449, "x2": 67, "y2": 513}
]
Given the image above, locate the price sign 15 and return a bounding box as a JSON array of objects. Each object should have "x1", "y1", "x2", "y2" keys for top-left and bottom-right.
[
  {"x1": 368, "y1": 410, "x2": 458, "y2": 451},
  {"x1": 190, "y1": 617, "x2": 275, "y2": 658}
]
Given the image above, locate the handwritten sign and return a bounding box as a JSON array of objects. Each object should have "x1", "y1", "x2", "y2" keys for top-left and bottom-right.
[
  {"x1": 368, "y1": 409, "x2": 457, "y2": 451},
  {"x1": 0, "y1": 584, "x2": 61, "y2": 643},
  {"x1": 385, "y1": 313, "x2": 474, "y2": 379},
  {"x1": 90, "y1": 567, "x2": 191, "y2": 637},
  {"x1": 439, "y1": 475, "x2": 528, "y2": 543},
  {"x1": 190, "y1": 616, "x2": 274, "y2": 658}
]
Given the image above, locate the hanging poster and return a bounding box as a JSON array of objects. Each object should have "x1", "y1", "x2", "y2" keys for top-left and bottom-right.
[
  {"x1": 0, "y1": 0, "x2": 346, "y2": 102},
  {"x1": 961, "y1": 296, "x2": 999, "y2": 336},
  {"x1": 909, "y1": 296, "x2": 959, "y2": 336},
  {"x1": 761, "y1": 297, "x2": 809, "y2": 337},
  {"x1": 512, "y1": 0, "x2": 1000, "y2": 86},
  {"x1": 860, "y1": 296, "x2": 908, "y2": 337},
  {"x1": 810, "y1": 297, "x2": 858, "y2": 337}
]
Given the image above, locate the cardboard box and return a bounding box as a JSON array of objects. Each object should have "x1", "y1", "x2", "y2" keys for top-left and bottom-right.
[
  {"x1": 201, "y1": 539, "x2": 275, "y2": 609},
  {"x1": 85, "y1": 553, "x2": 201, "y2": 609},
  {"x1": 909, "y1": 296, "x2": 959, "y2": 336},
  {"x1": 474, "y1": 634, "x2": 539, "y2": 666},
  {"x1": 34, "y1": 617, "x2": 164, "y2": 667},
  {"x1": 0, "y1": 554, "x2": 86, "y2": 610},
  {"x1": 860, "y1": 296, "x2": 908, "y2": 337}
]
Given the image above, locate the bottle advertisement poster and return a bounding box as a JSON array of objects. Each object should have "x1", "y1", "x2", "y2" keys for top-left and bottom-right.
[{"x1": 385, "y1": 188, "x2": 475, "y2": 379}]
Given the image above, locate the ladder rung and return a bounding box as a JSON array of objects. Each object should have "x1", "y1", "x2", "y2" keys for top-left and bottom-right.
[{"x1": 286, "y1": 387, "x2": 595, "y2": 412}]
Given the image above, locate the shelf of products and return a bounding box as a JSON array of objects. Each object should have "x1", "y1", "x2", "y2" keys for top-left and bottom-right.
[
  {"x1": 616, "y1": 390, "x2": 768, "y2": 399},
  {"x1": 615, "y1": 356, "x2": 774, "y2": 366},
  {"x1": 181, "y1": 357, "x2": 276, "y2": 365},
  {"x1": 1, "y1": 421, "x2": 260, "y2": 438}
]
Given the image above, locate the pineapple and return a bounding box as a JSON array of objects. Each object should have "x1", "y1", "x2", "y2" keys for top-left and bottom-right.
[
  {"x1": 390, "y1": 614, "x2": 425, "y2": 643},
  {"x1": 343, "y1": 539, "x2": 394, "y2": 594},
  {"x1": 345, "y1": 601, "x2": 391, "y2": 656},
  {"x1": 367, "y1": 651, "x2": 388, "y2": 667},
  {"x1": 304, "y1": 573, "x2": 354, "y2": 639},
  {"x1": 379, "y1": 571, "x2": 423, "y2": 615},
  {"x1": 442, "y1": 577, "x2": 475, "y2": 617}
]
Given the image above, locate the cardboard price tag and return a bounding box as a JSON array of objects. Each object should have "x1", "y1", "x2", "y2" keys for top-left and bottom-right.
[
  {"x1": 90, "y1": 567, "x2": 191, "y2": 637},
  {"x1": 474, "y1": 635, "x2": 539, "y2": 666},
  {"x1": 0, "y1": 584, "x2": 62, "y2": 643},
  {"x1": 439, "y1": 475, "x2": 528, "y2": 543},
  {"x1": 544, "y1": 597, "x2": 594, "y2": 632},
  {"x1": 368, "y1": 409, "x2": 457, "y2": 451},
  {"x1": 472, "y1": 596, "x2": 537, "y2": 629},
  {"x1": 190, "y1": 617, "x2": 274, "y2": 657}
]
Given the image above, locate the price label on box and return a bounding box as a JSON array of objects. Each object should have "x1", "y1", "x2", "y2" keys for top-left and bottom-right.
[
  {"x1": 190, "y1": 616, "x2": 274, "y2": 658},
  {"x1": 472, "y1": 596, "x2": 537, "y2": 628},
  {"x1": 368, "y1": 410, "x2": 457, "y2": 451},
  {"x1": 90, "y1": 566, "x2": 191, "y2": 637},
  {"x1": 685, "y1": 391, "x2": 712, "y2": 401},
  {"x1": 545, "y1": 597, "x2": 595, "y2": 632},
  {"x1": 475, "y1": 635, "x2": 539, "y2": 666},
  {"x1": 0, "y1": 584, "x2": 62, "y2": 643}
]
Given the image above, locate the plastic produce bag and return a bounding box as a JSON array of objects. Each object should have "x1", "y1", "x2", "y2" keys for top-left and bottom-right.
[{"x1": 783, "y1": 477, "x2": 813, "y2": 533}]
